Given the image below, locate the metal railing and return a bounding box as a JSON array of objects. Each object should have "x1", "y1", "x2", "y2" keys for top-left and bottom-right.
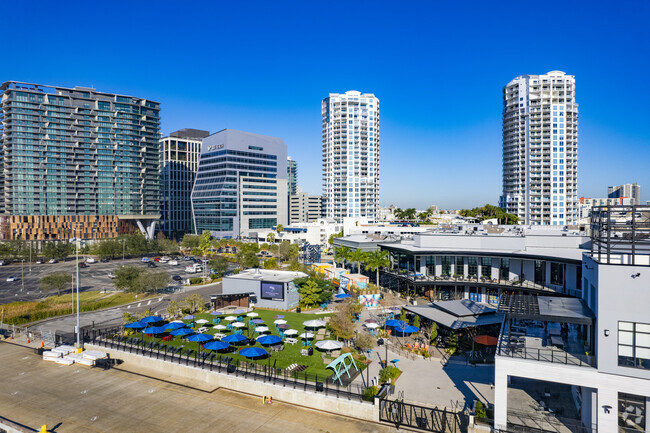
[
  {"x1": 379, "y1": 398, "x2": 468, "y2": 433},
  {"x1": 90, "y1": 327, "x2": 368, "y2": 402}
]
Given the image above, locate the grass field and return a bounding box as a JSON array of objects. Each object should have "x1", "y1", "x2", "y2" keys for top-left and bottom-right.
[
  {"x1": 1, "y1": 291, "x2": 152, "y2": 325},
  {"x1": 124, "y1": 308, "x2": 365, "y2": 379}
]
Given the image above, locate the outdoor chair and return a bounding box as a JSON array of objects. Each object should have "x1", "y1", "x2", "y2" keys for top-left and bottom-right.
[
  {"x1": 227, "y1": 324, "x2": 233, "y2": 331},
  {"x1": 213, "y1": 318, "x2": 221, "y2": 324}
]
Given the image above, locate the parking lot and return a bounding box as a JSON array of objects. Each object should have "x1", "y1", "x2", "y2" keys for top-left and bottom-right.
[{"x1": 0, "y1": 256, "x2": 223, "y2": 305}]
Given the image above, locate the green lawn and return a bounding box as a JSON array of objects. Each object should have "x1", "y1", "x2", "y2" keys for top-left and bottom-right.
[{"x1": 125, "y1": 308, "x2": 361, "y2": 379}]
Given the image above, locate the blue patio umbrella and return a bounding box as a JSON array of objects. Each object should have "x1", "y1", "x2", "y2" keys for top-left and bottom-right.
[
  {"x1": 182, "y1": 315, "x2": 195, "y2": 320},
  {"x1": 165, "y1": 322, "x2": 186, "y2": 330},
  {"x1": 335, "y1": 293, "x2": 351, "y2": 299},
  {"x1": 251, "y1": 319, "x2": 264, "y2": 324},
  {"x1": 210, "y1": 311, "x2": 223, "y2": 316},
  {"x1": 233, "y1": 309, "x2": 245, "y2": 314},
  {"x1": 257, "y1": 335, "x2": 282, "y2": 345},
  {"x1": 204, "y1": 341, "x2": 230, "y2": 351},
  {"x1": 170, "y1": 328, "x2": 194, "y2": 336},
  {"x1": 187, "y1": 334, "x2": 213, "y2": 343},
  {"x1": 238, "y1": 347, "x2": 268, "y2": 358},
  {"x1": 395, "y1": 325, "x2": 419, "y2": 334},
  {"x1": 385, "y1": 319, "x2": 406, "y2": 328},
  {"x1": 141, "y1": 316, "x2": 163, "y2": 324},
  {"x1": 222, "y1": 334, "x2": 247, "y2": 344},
  {"x1": 142, "y1": 326, "x2": 166, "y2": 334},
  {"x1": 125, "y1": 321, "x2": 146, "y2": 329}
]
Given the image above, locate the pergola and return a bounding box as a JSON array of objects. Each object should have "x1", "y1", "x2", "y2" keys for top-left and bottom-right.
[{"x1": 326, "y1": 353, "x2": 359, "y2": 386}]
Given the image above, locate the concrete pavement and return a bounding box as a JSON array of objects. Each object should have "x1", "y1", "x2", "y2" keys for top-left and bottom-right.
[{"x1": 0, "y1": 341, "x2": 398, "y2": 433}]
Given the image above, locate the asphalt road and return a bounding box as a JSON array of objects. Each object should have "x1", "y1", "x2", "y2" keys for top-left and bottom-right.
[{"x1": 0, "y1": 256, "x2": 212, "y2": 304}]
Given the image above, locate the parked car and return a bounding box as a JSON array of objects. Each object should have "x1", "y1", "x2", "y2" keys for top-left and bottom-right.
[
  {"x1": 86, "y1": 258, "x2": 95, "y2": 264},
  {"x1": 169, "y1": 260, "x2": 178, "y2": 266},
  {"x1": 48, "y1": 259, "x2": 58, "y2": 264},
  {"x1": 160, "y1": 256, "x2": 170, "y2": 263},
  {"x1": 172, "y1": 275, "x2": 182, "y2": 281},
  {"x1": 78, "y1": 263, "x2": 88, "y2": 268},
  {"x1": 153, "y1": 257, "x2": 161, "y2": 262},
  {"x1": 141, "y1": 257, "x2": 150, "y2": 262},
  {"x1": 0, "y1": 260, "x2": 6, "y2": 266},
  {"x1": 183, "y1": 256, "x2": 192, "y2": 261},
  {"x1": 185, "y1": 266, "x2": 196, "y2": 273},
  {"x1": 6, "y1": 276, "x2": 18, "y2": 282},
  {"x1": 108, "y1": 272, "x2": 116, "y2": 279},
  {"x1": 147, "y1": 262, "x2": 157, "y2": 268},
  {"x1": 100, "y1": 258, "x2": 110, "y2": 263},
  {"x1": 35, "y1": 258, "x2": 44, "y2": 264}
]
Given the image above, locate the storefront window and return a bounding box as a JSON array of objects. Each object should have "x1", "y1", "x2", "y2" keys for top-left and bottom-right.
[
  {"x1": 550, "y1": 262, "x2": 564, "y2": 286},
  {"x1": 455, "y1": 256, "x2": 464, "y2": 276},
  {"x1": 481, "y1": 257, "x2": 492, "y2": 278},
  {"x1": 619, "y1": 392, "x2": 646, "y2": 432},
  {"x1": 499, "y1": 258, "x2": 510, "y2": 281},
  {"x1": 441, "y1": 256, "x2": 451, "y2": 276},
  {"x1": 468, "y1": 257, "x2": 478, "y2": 277}
]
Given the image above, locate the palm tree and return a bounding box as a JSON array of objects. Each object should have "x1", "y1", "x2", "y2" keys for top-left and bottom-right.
[
  {"x1": 334, "y1": 246, "x2": 351, "y2": 268},
  {"x1": 364, "y1": 250, "x2": 390, "y2": 288},
  {"x1": 349, "y1": 249, "x2": 366, "y2": 274},
  {"x1": 266, "y1": 232, "x2": 276, "y2": 243}
]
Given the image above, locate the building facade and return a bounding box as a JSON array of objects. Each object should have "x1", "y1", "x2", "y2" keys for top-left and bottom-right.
[
  {"x1": 500, "y1": 71, "x2": 578, "y2": 226},
  {"x1": 190, "y1": 129, "x2": 287, "y2": 239},
  {"x1": 289, "y1": 187, "x2": 323, "y2": 224},
  {"x1": 322, "y1": 90, "x2": 379, "y2": 222},
  {"x1": 0, "y1": 81, "x2": 161, "y2": 241},
  {"x1": 160, "y1": 129, "x2": 208, "y2": 239},
  {"x1": 608, "y1": 182, "x2": 641, "y2": 205},
  {"x1": 287, "y1": 157, "x2": 297, "y2": 195}
]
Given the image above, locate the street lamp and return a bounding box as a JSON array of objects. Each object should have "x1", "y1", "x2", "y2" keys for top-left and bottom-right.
[{"x1": 72, "y1": 225, "x2": 82, "y2": 353}]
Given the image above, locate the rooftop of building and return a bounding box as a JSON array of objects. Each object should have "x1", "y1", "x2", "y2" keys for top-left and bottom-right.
[
  {"x1": 168, "y1": 128, "x2": 210, "y2": 139},
  {"x1": 224, "y1": 269, "x2": 308, "y2": 283},
  {"x1": 0, "y1": 81, "x2": 159, "y2": 103},
  {"x1": 405, "y1": 299, "x2": 502, "y2": 330}
]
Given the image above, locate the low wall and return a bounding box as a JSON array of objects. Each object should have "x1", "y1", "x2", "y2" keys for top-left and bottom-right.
[{"x1": 86, "y1": 344, "x2": 377, "y2": 423}]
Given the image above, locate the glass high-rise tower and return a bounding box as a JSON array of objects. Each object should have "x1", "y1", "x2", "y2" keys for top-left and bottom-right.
[
  {"x1": 500, "y1": 71, "x2": 578, "y2": 225},
  {"x1": 0, "y1": 81, "x2": 161, "y2": 241},
  {"x1": 322, "y1": 90, "x2": 379, "y2": 222}
]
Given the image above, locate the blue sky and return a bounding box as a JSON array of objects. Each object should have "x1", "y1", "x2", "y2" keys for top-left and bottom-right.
[{"x1": 3, "y1": 0, "x2": 649, "y2": 208}]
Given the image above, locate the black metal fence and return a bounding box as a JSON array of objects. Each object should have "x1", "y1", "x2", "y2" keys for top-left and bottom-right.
[
  {"x1": 90, "y1": 327, "x2": 367, "y2": 402},
  {"x1": 379, "y1": 399, "x2": 468, "y2": 433}
]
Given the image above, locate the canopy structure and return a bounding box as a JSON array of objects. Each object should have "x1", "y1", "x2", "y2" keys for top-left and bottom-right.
[
  {"x1": 142, "y1": 326, "x2": 167, "y2": 334},
  {"x1": 273, "y1": 319, "x2": 287, "y2": 325},
  {"x1": 335, "y1": 293, "x2": 351, "y2": 299},
  {"x1": 257, "y1": 335, "x2": 282, "y2": 345},
  {"x1": 473, "y1": 335, "x2": 499, "y2": 346},
  {"x1": 246, "y1": 312, "x2": 259, "y2": 317},
  {"x1": 233, "y1": 309, "x2": 246, "y2": 314},
  {"x1": 364, "y1": 323, "x2": 380, "y2": 329},
  {"x1": 251, "y1": 319, "x2": 265, "y2": 324},
  {"x1": 303, "y1": 319, "x2": 326, "y2": 328},
  {"x1": 394, "y1": 325, "x2": 419, "y2": 334},
  {"x1": 224, "y1": 316, "x2": 237, "y2": 321},
  {"x1": 255, "y1": 326, "x2": 270, "y2": 333},
  {"x1": 326, "y1": 353, "x2": 359, "y2": 386},
  {"x1": 213, "y1": 324, "x2": 227, "y2": 330},
  {"x1": 496, "y1": 294, "x2": 595, "y2": 325},
  {"x1": 195, "y1": 319, "x2": 209, "y2": 324},
  {"x1": 210, "y1": 311, "x2": 224, "y2": 316},
  {"x1": 315, "y1": 340, "x2": 343, "y2": 351},
  {"x1": 141, "y1": 316, "x2": 163, "y2": 324},
  {"x1": 187, "y1": 334, "x2": 213, "y2": 343},
  {"x1": 299, "y1": 332, "x2": 314, "y2": 339},
  {"x1": 170, "y1": 328, "x2": 194, "y2": 336},
  {"x1": 239, "y1": 347, "x2": 268, "y2": 358},
  {"x1": 405, "y1": 299, "x2": 503, "y2": 330},
  {"x1": 182, "y1": 315, "x2": 195, "y2": 320},
  {"x1": 232, "y1": 322, "x2": 246, "y2": 328},
  {"x1": 284, "y1": 329, "x2": 298, "y2": 336},
  {"x1": 276, "y1": 324, "x2": 289, "y2": 330},
  {"x1": 385, "y1": 319, "x2": 406, "y2": 328},
  {"x1": 125, "y1": 321, "x2": 146, "y2": 329},
  {"x1": 274, "y1": 315, "x2": 285, "y2": 319},
  {"x1": 222, "y1": 334, "x2": 248, "y2": 343},
  {"x1": 204, "y1": 341, "x2": 230, "y2": 351}
]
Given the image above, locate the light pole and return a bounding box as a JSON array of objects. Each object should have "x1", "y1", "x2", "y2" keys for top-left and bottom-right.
[
  {"x1": 21, "y1": 259, "x2": 24, "y2": 292},
  {"x1": 74, "y1": 226, "x2": 82, "y2": 352},
  {"x1": 122, "y1": 238, "x2": 125, "y2": 264}
]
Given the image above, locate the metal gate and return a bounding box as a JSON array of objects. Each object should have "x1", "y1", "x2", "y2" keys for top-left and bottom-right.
[{"x1": 379, "y1": 398, "x2": 468, "y2": 433}]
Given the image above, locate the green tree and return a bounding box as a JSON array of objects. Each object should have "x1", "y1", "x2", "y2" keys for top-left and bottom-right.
[
  {"x1": 349, "y1": 249, "x2": 366, "y2": 274},
  {"x1": 413, "y1": 314, "x2": 420, "y2": 329},
  {"x1": 263, "y1": 258, "x2": 279, "y2": 269},
  {"x1": 184, "y1": 293, "x2": 205, "y2": 313},
  {"x1": 180, "y1": 234, "x2": 201, "y2": 249},
  {"x1": 242, "y1": 251, "x2": 260, "y2": 268},
  {"x1": 430, "y1": 322, "x2": 438, "y2": 343},
  {"x1": 328, "y1": 230, "x2": 343, "y2": 246},
  {"x1": 276, "y1": 224, "x2": 284, "y2": 234},
  {"x1": 269, "y1": 243, "x2": 279, "y2": 256},
  {"x1": 287, "y1": 259, "x2": 302, "y2": 271},
  {"x1": 278, "y1": 241, "x2": 299, "y2": 262},
  {"x1": 260, "y1": 242, "x2": 269, "y2": 251},
  {"x1": 134, "y1": 271, "x2": 170, "y2": 294},
  {"x1": 364, "y1": 250, "x2": 390, "y2": 287},
  {"x1": 334, "y1": 246, "x2": 351, "y2": 268},
  {"x1": 209, "y1": 256, "x2": 229, "y2": 276},
  {"x1": 113, "y1": 266, "x2": 144, "y2": 292},
  {"x1": 40, "y1": 271, "x2": 71, "y2": 296},
  {"x1": 266, "y1": 232, "x2": 275, "y2": 243},
  {"x1": 458, "y1": 204, "x2": 519, "y2": 224},
  {"x1": 166, "y1": 300, "x2": 182, "y2": 319},
  {"x1": 0, "y1": 242, "x2": 12, "y2": 260},
  {"x1": 299, "y1": 280, "x2": 322, "y2": 308},
  {"x1": 355, "y1": 331, "x2": 376, "y2": 353},
  {"x1": 158, "y1": 238, "x2": 180, "y2": 254},
  {"x1": 328, "y1": 303, "x2": 356, "y2": 340}
]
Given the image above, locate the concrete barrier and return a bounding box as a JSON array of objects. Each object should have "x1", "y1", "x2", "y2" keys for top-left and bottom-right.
[{"x1": 86, "y1": 344, "x2": 378, "y2": 423}]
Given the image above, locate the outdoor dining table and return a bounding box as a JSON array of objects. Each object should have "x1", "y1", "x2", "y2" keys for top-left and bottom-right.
[
  {"x1": 285, "y1": 338, "x2": 298, "y2": 345},
  {"x1": 213, "y1": 333, "x2": 226, "y2": 340}
]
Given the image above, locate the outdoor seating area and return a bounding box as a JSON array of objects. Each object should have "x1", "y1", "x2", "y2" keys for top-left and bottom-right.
[{"x1": 116, "y1": 309, "x2": 355, "y2": 378}]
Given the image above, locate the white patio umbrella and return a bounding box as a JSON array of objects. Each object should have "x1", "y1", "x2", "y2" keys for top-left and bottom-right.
[
  {"x1": 303, "y1": 319, "x2": 326, "y2": 328},
  {"x1": 273, "y1": 319, "x2": 287, "y2": 325},
  {"x1": 224, "y1": 316, "x2": 237, "y2": 321},
  {"x1": 246, "y1": 312, "x2": 259, "y2": 317},
  {"x1": 213, "y1": 324, "x2": 227, "y2": 330},
  {"x1": 171, "y1": 320, "x2": 184, "y2": 323},
  {"x1": 195, "y1": 319, "x2": 209, "y2": 324},
  {"x1": 364, "y1": 322, "x2": 380, "y2": 329},
  {"x1": 315, "y1": 340, "x2": 343, "y2": 351},
  {"x1": 232, "y1": 322, "x2": 246, "y2": 328},
  {"x1": 299, "y1": 332, "x2": 315, "y2": 339},
  {"x1": 284, "y1": 329, "x2": 298, "y2": 336},
  {"x1": 255, "y1": 326, "x2": 270, "y2": 333}
]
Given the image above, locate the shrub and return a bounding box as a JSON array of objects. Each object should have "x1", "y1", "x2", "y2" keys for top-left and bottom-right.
[
  {"x1": 475, "y1": 401, "x2": 487, "y2": 418},
  {"x1": 189, "y1": 277, "x2": 203, "y2": 285},
  {"x1": 362, "y1": 385, "x2": 379, "y2": 401},
  {"x1": 379, "y1": 366, "x2": 400, "y2": 383}
]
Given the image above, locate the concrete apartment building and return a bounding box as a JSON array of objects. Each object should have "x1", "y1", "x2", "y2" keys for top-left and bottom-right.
[
  {"x1": 160, "y1": 128, "x2": 208, "y2": 239},
  {"x1": 0, "y1": 81, "x2": 161, "y2": 241},
  {"x1": 500, "y1": 71, "x2": 579, "y2": 226},
  {"x1": 608, "y1": 182, "x2": 641, "y2": 205},
  {"x1": 190, "y1": 129, "x2": 287, "y2": 239},
  {"x1": 322, "y1": 90, "x2": 379, "y2": 222},
  {"x1": 289, "y1": 187, "x2": 323, "y2": 224}
]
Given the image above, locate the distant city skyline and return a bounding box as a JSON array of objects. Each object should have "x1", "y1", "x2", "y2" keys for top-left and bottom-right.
[{"x1": 3, "y1": 1, "x2": 648, "y2": 208}]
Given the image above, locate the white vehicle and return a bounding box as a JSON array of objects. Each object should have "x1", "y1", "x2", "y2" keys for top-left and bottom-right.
[
  {"x1": 6, "y1": 276, "x2": 18, "y2": 282},
  {"x1": 169, "y1": 260, "x2": 178, "y2": 266},
  {"x1": 185, "y1": 266, "x2": 197, "y2": 273},
  {"x1": 108, "y1": 272, "x2": 116, "y2": 279},
  {"x1": 0, "y1": 260, "x2": 6, "y2": 266},
  {"x1": 86, "y1": 258, "x2": 95, "y2": 264},
  {"x1": 160, "y1": 256, "x2": 170, "y2": 263}
]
